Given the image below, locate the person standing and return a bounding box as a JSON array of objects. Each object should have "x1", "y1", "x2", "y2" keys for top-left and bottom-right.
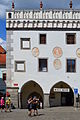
[
  {"x1": 27, "y1": 96, "x2": 33, "y2": 116},
  {"x1": 32, "y1": 96, "x2": 39, "y2": 116}
]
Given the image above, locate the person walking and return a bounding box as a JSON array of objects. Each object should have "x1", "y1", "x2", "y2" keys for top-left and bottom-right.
[
  {"x1": 0, "y1": 97, "x2": 5, "y2": 112},
  {"x1": 5, "y1": 97, "x2": 11, "y2": 112}
]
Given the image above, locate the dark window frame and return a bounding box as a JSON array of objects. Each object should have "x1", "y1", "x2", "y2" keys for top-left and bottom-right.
[
  {"x1": 21, "y1": 38, "x2": 31, "y2": 50},
  {"x1": 66, "y1": 33, "x2": 76, "y2": 44},
  {"x1": 66, "y1": 59, "x2": 76, "y2": 73},
  {"x1": 39, "y1": 34, "x2": 46, "y2": 44},
  {"x1": 38, "y1": 58, "x2": 48, "y2": 72},
  {"x1": 15, "y1": 61, "x2": 26, "y2": 72}
]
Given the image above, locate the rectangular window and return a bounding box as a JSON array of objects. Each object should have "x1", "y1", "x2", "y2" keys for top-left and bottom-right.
[
  {"x1": 3, "y1": 73, "x2": 6, "y2": 81},
  {"x1": 66, "y1": 33, "x2": 76, "y2": 44},
  {"x1": 40, "y1": 34, "x2": 46, "y2": 44},
  {"x1": 15, "y1": 61, "x2": 25, "y2": 72},
  {"x1": 21, "y1": 38, "x2": 30, "y2": 49},
  {"x1": 39, "y1": 59, "x2": 48, "y2": 72},
  {"x1": 67, "y1": 59, "x2": 76, "y2": 72}
]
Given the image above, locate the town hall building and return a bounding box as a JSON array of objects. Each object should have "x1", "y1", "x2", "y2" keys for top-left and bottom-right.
[{"x1": 6, "y1": 1, "x2": 80, "y2": 108}]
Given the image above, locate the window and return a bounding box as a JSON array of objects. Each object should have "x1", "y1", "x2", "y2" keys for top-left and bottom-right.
[
  {"x1": 66, "y1": 33, "x2": 76, "y2": 44},
  {"x1": 67, "y1": 59, "x2": 76, "y2": 72},
  {"x1": 3, "y1": 73, "x2": 6, "y2": 81},
  {"x1": 8, "y1": 13, "x2": 12, "y2": 18},
  {"x1": 40, "y1": 34, "x2": 46, "y2": 44},
  {"x1": 39, "y1": 59, "x2": 48, "y2": 72},
  {"x1": 15, "y1": 61, "x2": 25, "y2": 72},
  {"x1": 21, "y1": 38, "x2": 30, "y2": 49}
]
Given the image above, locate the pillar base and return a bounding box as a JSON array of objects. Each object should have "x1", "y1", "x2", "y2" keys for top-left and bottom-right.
[
  {"x1": 44, "y1": 94, "x2": 50, "y2": 108},
  {"x1": 7, "y1": 87, "x2": 19, "y2": 108}
]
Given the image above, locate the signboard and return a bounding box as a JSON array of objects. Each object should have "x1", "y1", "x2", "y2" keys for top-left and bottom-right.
[
  {"x1": 74, "y1": 88, "x2": 78, "y2": 95},
  {"x1": 53, "y1": 88, "x2": 70, "y2": 92}
]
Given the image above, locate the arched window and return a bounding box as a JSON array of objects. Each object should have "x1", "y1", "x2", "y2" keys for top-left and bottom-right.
[{"x1": 8, "y1": 13, "x2": 12, "y2": 18}]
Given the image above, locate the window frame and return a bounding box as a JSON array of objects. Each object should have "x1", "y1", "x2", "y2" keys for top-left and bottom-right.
[
  {"x1": 38, "y1": 58, "x2": 48, "y2": 72},
  {"x1": 39, "y1": 34, "x2": 47, "y2": 44},
  {"x1": 66, "y1": 33, "x2": 76, "y2": 45},
  {"x1": 21, "y1": 38, "x2": 31, "y2": 50},
  {"x1": 66, "y1": 58, "x2": 76, "y2": 73},
  {"x1": 15, "y1": 61, "x2": 26, "y2": 72}
]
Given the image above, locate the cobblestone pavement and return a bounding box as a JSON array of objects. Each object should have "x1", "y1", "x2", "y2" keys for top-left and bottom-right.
[{"x1": 0, "y1": 107, "x2": 80, "y2": 120}]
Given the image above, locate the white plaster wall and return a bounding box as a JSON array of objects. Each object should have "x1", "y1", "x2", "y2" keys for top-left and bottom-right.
[
  {"x1": 10, "y1": 30, "x2": 80, "y2": 94},
  {"x1": 0, "y1": 68, "x2": 6, "y2": 78}
]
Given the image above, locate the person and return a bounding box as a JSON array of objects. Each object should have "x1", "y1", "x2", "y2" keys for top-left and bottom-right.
[
  {"x1": 0, "y1": 97, "x2": 5, "y2": 112},
  {"x1": 5, "y1": 97, "x2": 11, "y2": 112},
  {"x1": 27, "y1": 96, "x2": 33, "y2": 116},
  {"x1": 40, "y1": 101, "x2": 42, "y2": 109},
  {"x1": 32, "y1": 96, "x2": 39, "y2": 116}
]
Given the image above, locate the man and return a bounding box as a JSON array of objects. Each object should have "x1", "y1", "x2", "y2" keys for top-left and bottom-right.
[{"x1": 32, "y1": 96, "x2": 39, "y2": 116}]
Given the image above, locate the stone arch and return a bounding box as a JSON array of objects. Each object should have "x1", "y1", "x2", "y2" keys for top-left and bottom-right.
[
  {"x1": 49, "y1": 81, "x2": 74, "y2": 107},
  {"x1": 20, "y1": 80, "x2": 44, "y2": 109}
]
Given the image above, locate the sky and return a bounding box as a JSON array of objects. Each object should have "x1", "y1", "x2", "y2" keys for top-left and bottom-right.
[{"x1": 0, "y1": 0, "x2": 80, "y2": 49}]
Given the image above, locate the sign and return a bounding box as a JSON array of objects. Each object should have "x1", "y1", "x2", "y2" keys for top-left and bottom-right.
[
  {"x1": 74, "y1": 88, "x2": 78, "y2": 95},
  {"x1": 14, "y1": 84, "x2": 18, "y2": 86},
  {"x1": 53, "y1": 88, "x2": 70, "y2": 92}
]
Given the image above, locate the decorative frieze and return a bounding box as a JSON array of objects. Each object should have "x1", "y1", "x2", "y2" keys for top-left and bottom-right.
[
  {"x1": 6, "y1": 20, "x2": 80, "y2": 29},
  {"x1": 6, "y1": 9, "x2": 80, "y2": 29}
]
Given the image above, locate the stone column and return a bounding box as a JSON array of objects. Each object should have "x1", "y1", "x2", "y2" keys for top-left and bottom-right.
[
  {"x1": 7, "y1": 87, "x2": 19, "y2": 108},
  {"x1": 74, "y1": 94, "x2": 76, "y2": 107},
  {"x1": 44, "y1": 94, "x2": 50, "y2": 108},
  {"x1": 18, "y1": 92, "x2": 21, "y2": 109}
]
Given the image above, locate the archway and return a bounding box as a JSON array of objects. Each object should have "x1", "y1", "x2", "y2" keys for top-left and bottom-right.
[
  {"x1": 20, "y1": 81, "x2": 44, "y2": 109},
  {"x1": 49, "y1": 81, "x2": 74, "y2": 107}
]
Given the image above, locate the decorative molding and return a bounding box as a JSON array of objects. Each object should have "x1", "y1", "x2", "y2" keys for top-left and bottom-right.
[
  {"x1": 32, "y1": 47, "x2": 39, "y2": 57},
  {"x1": 6, "y1": 10, "x2": 80, "y2": 29},
  {"x1": 76, "y1": 48, "x2": 80, "y2": 58},
  {"x1": 53, "y1": 59, "x2": 62, "y2": 70},
  {"x1": 53, "y1": 47, "x2": 63, "y2": 58}
]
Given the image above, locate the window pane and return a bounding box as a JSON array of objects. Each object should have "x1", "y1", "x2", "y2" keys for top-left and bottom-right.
[
  {"x1": 8, "y1": 13, "x2": 12, "y2": 18},
  {"x1": 21, "y1": 38, "x2": 30, "y2": 49},
  {"x1": 39, "y1": 59, "x2": 47, "y2": 72},
  {"x1": 67, "y1": 59, "x2": 76, "y2": 72},
  {"x1": 66, "y1": 34, "x2": 76, "y2": 44},
  {"x1": 40, "y1": 34, "x2": 46, "y2": 44},
  {"x1": 3, "y1": 73, "x2": 6, "y2": 81},
  {"x1": 15, "y1": 61, "x2": 25, "y2": 72}
]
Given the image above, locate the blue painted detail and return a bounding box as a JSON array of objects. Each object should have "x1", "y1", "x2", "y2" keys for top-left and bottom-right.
[{"x1": 74, "y1": 88, "x2": 78, "y2": 95}]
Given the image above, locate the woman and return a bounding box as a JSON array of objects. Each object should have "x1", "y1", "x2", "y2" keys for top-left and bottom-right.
[
  {"x1": 27, "y1": 96, "x2": 33, "y2": 116},
  {"x1": 0, "y1": 97, "x2": 5, "y2": 112}
]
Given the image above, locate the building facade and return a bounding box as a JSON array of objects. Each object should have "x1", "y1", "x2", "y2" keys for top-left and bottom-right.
[
  {"x1": 6, "y1": 2, "x2": 80, "y2": 108},
  {"x1": 0, "y1": 46, "x2": 6, "y2": 97}
]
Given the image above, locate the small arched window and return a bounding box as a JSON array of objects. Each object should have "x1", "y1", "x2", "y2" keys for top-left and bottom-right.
[{"x1": 8, "y1": 13, "x2": 12, "y2": 18}]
